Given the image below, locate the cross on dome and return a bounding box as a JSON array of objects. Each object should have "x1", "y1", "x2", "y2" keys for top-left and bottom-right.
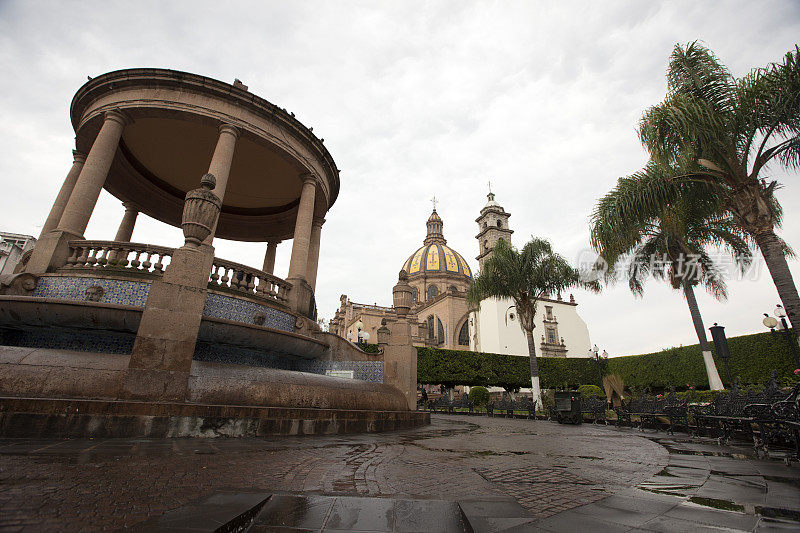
[{"x1": 430, "y1": 196, "x2": 438, "y2": 211}]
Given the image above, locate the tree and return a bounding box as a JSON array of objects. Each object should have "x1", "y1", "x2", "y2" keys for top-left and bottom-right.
[
  {"x1": 591, "y1": 164, "x2": 752, "y2": 390},
  {"x1": 467, "y1": 238, "x2": 599, "y2": 406},
  {"x1": 637, "y1": 42, "x2": 800, "y2": 329}
]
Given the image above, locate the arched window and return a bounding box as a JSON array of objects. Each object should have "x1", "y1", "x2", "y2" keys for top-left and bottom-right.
[
  {"x1": 411, "y1": 287, "x2": 419, "y2": 302},
  {"x1": 483, "y1": 222, "x2": 487, "y2": 229},
  {"x1": 427, "y1": 284, "x2": 439, "y2": 300},
  {"x1": 458, "y1": 321, "x2": 469, "y2": 345},
  {"x1": 483, "y1": 240, "x2": 489, "y2": 251},
  {"x1": 449, "y1": 285, "x2": 458, "y2": 293},
  {"x1": 497, "y1": 220, "x2": 502, "y2": 227},
  {"x1": 437, "y1": 318, "x2": 445, "y2": 345},
  {"x1": 427, "y1": 315, "x2": 435, "y2": 341}
]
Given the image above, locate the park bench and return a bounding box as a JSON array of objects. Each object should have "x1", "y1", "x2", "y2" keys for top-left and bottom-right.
[
  {"x1": 428, "y1": 395, "x2": 453, "y2": 413},
  {"x1": 453, "y1": 393, "x2": 474, "y2": 415},
  {"x1": 615, "y1": 389, "x2": 687, "y2": 433},
  {"x1": 746, "y1": 380, "x2": 800, "y2": 463},
  {"x1": 581, "y1": 394, "x2": 607, "y2": 425}
]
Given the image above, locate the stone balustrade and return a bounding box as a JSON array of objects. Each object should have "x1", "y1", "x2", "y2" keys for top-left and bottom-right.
[
  {"x1": 210, "y1": 257, "x2": 292, "y2": 305},
  {"x1": 64, "y1": 240, "x2": 174, "y2": 275}
]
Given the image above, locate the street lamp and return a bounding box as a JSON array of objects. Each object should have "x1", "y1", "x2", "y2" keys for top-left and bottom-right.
[
  {"x1": 355, "y1": 319, "x2": 364, "y2": 346},
  {"x1": 589, "y1": 344, "x2": 607, "y2": 385},
  {"x1": 763, "y1": 304, "x2": 800, "y2": 368}
]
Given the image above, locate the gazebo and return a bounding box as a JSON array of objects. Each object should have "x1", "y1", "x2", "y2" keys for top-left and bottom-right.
[{"x1": 0, "y1": 69, "x2": 424, "y2": 436}]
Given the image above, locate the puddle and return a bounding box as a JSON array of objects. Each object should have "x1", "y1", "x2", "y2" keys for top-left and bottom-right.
[
  {"x1": 687, "y1": 496, "x2": 745, "y2": 512},
  {"x1": 655, "y1": 468, "x2": 678, "y2": 477}
]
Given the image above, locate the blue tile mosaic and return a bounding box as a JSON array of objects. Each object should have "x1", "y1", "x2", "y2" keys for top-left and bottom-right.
[
  {"x1": 31, "y1": 276, "x2": 151, "y2": 307},
  {"x1": 192, "y1": 342, "x2": 383, "y2": 383},
  {"x1": 203, "y1": 292, "x2": 295, "y2": 332},
  {"x1": 0, "y1": 327, "x2": 135, "y2": 354},
  {"x1": 295, "y1": 360, "x2": 384, "y2": 383}
]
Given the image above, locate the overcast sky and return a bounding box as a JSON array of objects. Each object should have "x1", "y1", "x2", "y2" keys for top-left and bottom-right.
[{"x1": 1, "y1": 1, "x2": 799, "y2": 357}]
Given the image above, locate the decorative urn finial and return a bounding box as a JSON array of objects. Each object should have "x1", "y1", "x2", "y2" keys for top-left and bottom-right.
[
  {"x1": 393, "y1": 270, "x2": 412, "y2": 317},
  {"x1": 181, "y1": 173, "x2": 222, "y2": 247}
]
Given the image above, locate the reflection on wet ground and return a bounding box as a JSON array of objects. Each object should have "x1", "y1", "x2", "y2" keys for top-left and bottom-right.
[{"x1": 2, "y1": 415, "x2": 800, "y2": 531}]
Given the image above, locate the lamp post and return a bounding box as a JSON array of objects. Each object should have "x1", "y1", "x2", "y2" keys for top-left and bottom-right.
[
  {"x1": 708, "y1": 323, "x2": 733, "y2": 386},
  {"x1": 589, "y1": 344, "x2": 607, "y2": 386},
  {"x1": 763, "y1": 304, "x2": 800, "y2": 368},
  {"x1": 355, "y1": 319, "x2": 364, "y2": 346}
]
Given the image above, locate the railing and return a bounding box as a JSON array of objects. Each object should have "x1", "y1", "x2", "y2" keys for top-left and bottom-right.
[
  {"x1": 209, "y1": 257, "x2": 292, "y2": 305},
  {"x1": 64, "y1": 240, "x2": 174, "y2": 275}
]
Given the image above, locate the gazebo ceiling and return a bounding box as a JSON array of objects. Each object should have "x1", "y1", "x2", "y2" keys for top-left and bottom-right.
[{"x1": 121, "y1": 117, "x2": 302, "y2": 210}]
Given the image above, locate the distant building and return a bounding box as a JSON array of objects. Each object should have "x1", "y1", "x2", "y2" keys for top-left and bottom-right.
[
  {"x1": 0, "y1": 232, "x2": 36, "y2": 275},
  {"x1": 331, "y1": 193, "x2": 592, "y2": 359}
]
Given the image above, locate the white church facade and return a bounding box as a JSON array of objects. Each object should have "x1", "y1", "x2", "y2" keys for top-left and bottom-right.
[{"x1": 468, "y1": 192, "x2": 592, "y2": 358}]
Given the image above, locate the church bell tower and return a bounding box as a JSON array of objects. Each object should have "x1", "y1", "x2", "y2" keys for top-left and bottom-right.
[{"x1": 475, "y1": 190, "x2": 513, "y2": 271}]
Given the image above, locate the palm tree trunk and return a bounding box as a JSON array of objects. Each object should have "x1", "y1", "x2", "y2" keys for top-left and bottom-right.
[
  {"x1": 754, "y1": 230, "x2": 800, "y2": 333},
  {"x1": 525, "y1": 329, "x2": 543, "y2": 408},
  {"x1": 683, "y1": 283, "x2": 724, "y2": 390}
]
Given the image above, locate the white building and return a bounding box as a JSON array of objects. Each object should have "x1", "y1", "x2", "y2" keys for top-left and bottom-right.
[
  {"x1": 468, "y1": 193, "x2": 592, "y2": 359},
  {"x1": 0, "y1": 232, "x2": 36, "y2": 275}
]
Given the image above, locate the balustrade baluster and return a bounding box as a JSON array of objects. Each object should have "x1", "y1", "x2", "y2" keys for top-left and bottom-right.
[
  {"x1": 141, "y1": 252, "x2": 152, "y2": 272},
  {"x1": 246, "y1": 274, "x2": 255, "y2": 293},
  {"x1": 221, "y1": 267, "x2": 230, "y2": 286},
  {"x1": 153, "y1": 253, "x2": 164, "y2": 273},
  {"x1": 65, "y1": 246, "x2": 79, "y2": 268},
  {"x1": 130, "y1": 251, "x2": 141, "y2": 269},
  {"x1": 210, "y1": 264, "x2": 220, "y2": 284}
]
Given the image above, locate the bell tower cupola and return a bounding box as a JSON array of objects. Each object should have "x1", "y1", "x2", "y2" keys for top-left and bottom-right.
[{"x1": 475, "y1": 189, "x2": 513, "y2": 271}]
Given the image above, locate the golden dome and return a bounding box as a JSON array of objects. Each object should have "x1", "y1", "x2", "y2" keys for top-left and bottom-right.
[
  {"x1": 402, "y1": 208, "x2": 472, "y2": 279},
  {"x1": 403, "y1": 243, "x2": 472, "y2": 279}
]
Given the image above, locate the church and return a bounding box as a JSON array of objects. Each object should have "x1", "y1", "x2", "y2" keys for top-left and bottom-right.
[{"x1": 329, "y1": 192, "x2": 591, "y2": 360}]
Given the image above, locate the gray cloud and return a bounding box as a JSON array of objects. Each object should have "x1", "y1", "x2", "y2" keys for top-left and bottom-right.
[{"x1": 1, "y1": 0, "x2": 798, "y2": 357}]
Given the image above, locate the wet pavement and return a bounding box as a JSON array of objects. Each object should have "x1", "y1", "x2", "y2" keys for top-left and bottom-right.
[{"x1": 0, "y1": 414, "x2": 798, "y2": 531}]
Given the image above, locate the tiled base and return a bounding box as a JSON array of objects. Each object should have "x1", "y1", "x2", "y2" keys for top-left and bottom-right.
[
  {"x1": 3, "y1": 332, "x2": 384, "y2": 383},
  {"x1": 0, "y1": 397, "x2": 430, "y2": 438}
]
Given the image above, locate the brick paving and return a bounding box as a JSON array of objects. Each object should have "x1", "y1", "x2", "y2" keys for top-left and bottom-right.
[{"x1": 0, "y1": 415, "x2": 668, "y2": 531}]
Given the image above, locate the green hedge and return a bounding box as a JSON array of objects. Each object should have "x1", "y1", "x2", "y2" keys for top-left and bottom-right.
[
  {"x1": 416, "y1": 330, "x2": 798, "y2": 391},
  {"x1": 607, "y1": 330, "x2": 798, "y2": 389},
  {"x1": 416, "y1": 346, "x2": 600, "y2": 389}
]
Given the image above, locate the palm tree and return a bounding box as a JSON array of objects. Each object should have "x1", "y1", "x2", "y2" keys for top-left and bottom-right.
[
  {"x1": 591, "y1": 164, "x2": 752, "y2": 389},
  {"x1": 636, "y1": 42, "x2": 800, "y2": 329},
  {"x1": 467, "y1": 238, "x2": 599, "y2": 406}
]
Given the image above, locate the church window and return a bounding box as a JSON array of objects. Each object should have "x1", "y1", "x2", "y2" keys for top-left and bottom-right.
[
  {"x1": 483, "y1": 222, "x2": 487, "y2": 229},
  {"x1": 458, "y1": 320, "x2": 469, "y2": 345},
  {"x1": 449, "y1": 285, "x2": 458, "y2": 293},
  {"x1": 546, "y1": 327, "x2": 557, "y2": 344},
  {"x1": 427, "y1": 284, "x2": 439, "y2": 300},
  {"x1": 497, "y1": 220, "x2": 502, "y2": 228},
  {"x1": 545, "y1": 306, "x2": 554, "y2": 320},
  {"x1": 411, "y1": 287, "x2": 419, "y2": 302},
  {"x1": 509, "y1": 313, "x2": 515, "y2": 321},
  {"x1": 483, "y1": 240, "x2": 488, "y2": 251},
  {"x1": 437, "y1": 318, "x2": 445, "y2": 345},
  {"x1": 427, "y1": 315, "x2": 435, "y2": 341}
]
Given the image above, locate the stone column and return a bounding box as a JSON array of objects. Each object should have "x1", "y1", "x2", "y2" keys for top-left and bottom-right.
[
  {"x1": 123, "y1": 125, "x2": 239, "y2": 402},
  {"x1": 26, "y1": 110, "x2": 129, "y2": 273},
  {"x1": 306, "y1": 218, "x2": 325, "y2": 290},
  {"x1": 38, "y1": 150, "x2": 86, "y2": 239},
  {"x1": 287, "y1": 175, "x2": 317, "y2": 280},
  {"x1": 202, "y1": 124, "x2": 240, "y2": 245},
  {"x1": 262, "y1": 240, "x2": 279, "y2": 275},
  {"x1": 114, "y1": 202, "x2": 139, "y2": 242},
  {"x1": 57, "y1": 110, "x2": 129, "y2": 236}
]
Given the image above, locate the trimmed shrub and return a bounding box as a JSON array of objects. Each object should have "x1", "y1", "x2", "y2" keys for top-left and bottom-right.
[
  {"x1": 416, "y1": 330, "x2": 796, "y2": 392},
  {"x1": 606, "y1": 330, "x2": 797, "y2": 389},
  {"x1": 360, "y1": 343, "x2": 380, "y2": 354},
  {"x1": 577, "y1": 384, "x2": 605, "y2": 398},
  {"x1": 468, "y1": 386, "x2": 490, "y2": 406},
  {"x1": 416, "y1": 347, "x2": 601, "y2": 389}
]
